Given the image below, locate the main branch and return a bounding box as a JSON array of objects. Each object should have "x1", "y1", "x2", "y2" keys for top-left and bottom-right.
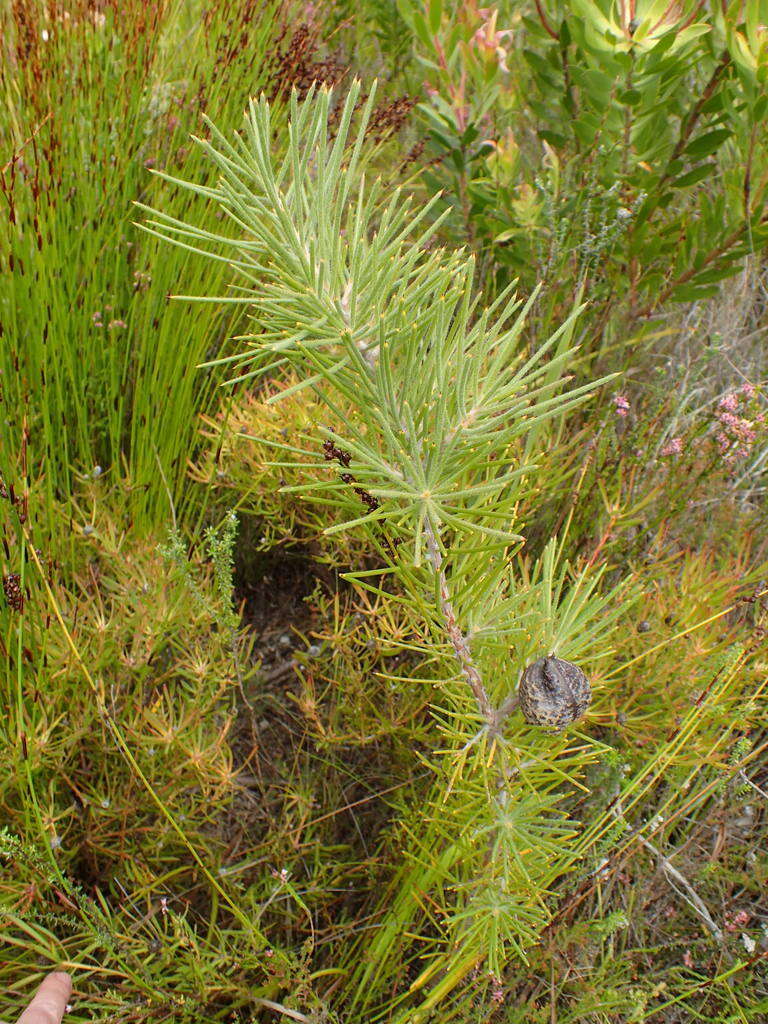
[{"x1": 423, "y1": 516, "x2": 496, "y2": 724}]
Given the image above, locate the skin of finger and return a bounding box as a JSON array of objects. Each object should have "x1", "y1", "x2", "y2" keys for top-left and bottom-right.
[{"x1": 17, "y1": 973, "x2": 72, "y2": 1024}]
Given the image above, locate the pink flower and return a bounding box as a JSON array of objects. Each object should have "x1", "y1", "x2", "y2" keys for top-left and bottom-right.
[
  {"x1": 727, "y1": 909, "x2": 750, "y2": 930},
  {"x1": 724, "y1": 909, "x2": 750, "y2": 931},
  {"x1": 614, "y1": 394, "x2": 630, "y2": 417},
  {"x1": 661, "y1": 437, "x2": 683, "y2": 457},
  {"x1": 488, "y1": 973, "x2": 504, "y2": 1005},
  {"x1": 735, "y1": 420, "x2": 756, "y2": 443},
  {"x1": 718, "y1": 392, "x2": 739, "y2": 413},
  {"x1": 714, "y1": 388, "x2": 764, "y2": 461},
  {"x1": 683, "y1": 949, "x2": 694, "y2": 968}
]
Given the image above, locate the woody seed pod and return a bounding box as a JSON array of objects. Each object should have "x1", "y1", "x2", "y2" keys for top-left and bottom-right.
[{"x1": 518, "y1": 656, "x2": 591, "y2": 731}]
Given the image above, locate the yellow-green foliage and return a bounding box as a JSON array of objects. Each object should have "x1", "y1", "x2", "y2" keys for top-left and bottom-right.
[
  {"x1": 192, "y1": 376, "x2": 369, "y2": 562},
  {"x1": 0, "y1": 499, "x2": 244, "y2": 889}
]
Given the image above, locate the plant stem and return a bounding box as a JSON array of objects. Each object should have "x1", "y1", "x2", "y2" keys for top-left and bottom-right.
[
  {"x1": 422, "y1": 516, "x2": 495, "y2": 724},
  {"x1": 534, "y1": 0, "x2": 559, "y2": 40},
  {"x1": 614, "y1": 803, "x2": 725, "y2": 945},
  {"x1": 647, "y1": 51, "x2": 731, "y2": 212},
  {"x1": 636, "y1": 222, "x2": 747, "y2": 317}
]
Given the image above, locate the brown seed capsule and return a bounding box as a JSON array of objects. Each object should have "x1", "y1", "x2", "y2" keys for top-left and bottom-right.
[
  {"x1": 518, "y1": 656, "x2": 591, "y2": 730},
  {"x1": 3, "y1": 572, "x2": 24, "y2": 612}
]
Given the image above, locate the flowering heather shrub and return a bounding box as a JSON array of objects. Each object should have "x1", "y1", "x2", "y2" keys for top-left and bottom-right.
[{"x1": 715, "y1": 383, "x2": 766, "y2": 463}]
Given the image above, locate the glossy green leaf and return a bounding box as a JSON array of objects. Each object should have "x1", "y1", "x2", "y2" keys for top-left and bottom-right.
[
  {"x1": 618, "y1": 88, "x2": 642, "y2": 106},
  {"x1": 684, "y1": 128, "x2": 733, "y2": 160},
  {"x1": 672, "y1": 163, "x2": 717, "y2": 188}
]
